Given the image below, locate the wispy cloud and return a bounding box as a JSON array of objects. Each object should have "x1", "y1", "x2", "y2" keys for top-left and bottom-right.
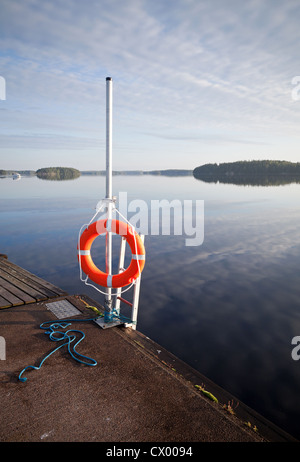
[
  {"x1": 1, "y1": 0, "x2": 300, "y2": 169},
  {"x1": 0, "y1": 133, "x2": 102, "y2": 150}
]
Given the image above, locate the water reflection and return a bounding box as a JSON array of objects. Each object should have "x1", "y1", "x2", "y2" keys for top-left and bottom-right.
[
  {"x1": 1, "y1": 175, "x2": 300, "y2": 439},
  {"x1": 193, "y1": 173, "x2": 300, "y2": 186},
  {"x1": 37, "y1": 177, "x2": 80, "y2": 181}
]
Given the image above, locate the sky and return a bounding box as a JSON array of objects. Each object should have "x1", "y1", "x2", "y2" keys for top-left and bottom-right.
[{"x1": 0, "y1": 0, "x2": 300, "y2": 171}]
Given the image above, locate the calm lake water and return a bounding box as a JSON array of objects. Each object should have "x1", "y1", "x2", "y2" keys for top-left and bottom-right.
[{"x1": 1, "y1": 173, "x2": 300, "y2": 439}]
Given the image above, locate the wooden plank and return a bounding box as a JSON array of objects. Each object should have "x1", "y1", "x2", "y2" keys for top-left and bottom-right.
[
  {"x1": 0, "y1": 276, "x2": 36, "y2": 304},
  {"x1": 0, "y1": 281, "x2": 26, "y2": 306},
  {"x1": 0, "y1": 265, "x2": 58, "y2": 299},
  {"x1": 0, "y1": 258, "x2": 67, "y2": 297},
  {"x1": 0, "y1": 269, "x2": 48, "y2": 302},
  {"x1": 0, "y1": 257, "x2": 69, "y2": 309},
  {"x1": 0, "y1": 295, "x2": 12, "y2": 309}
]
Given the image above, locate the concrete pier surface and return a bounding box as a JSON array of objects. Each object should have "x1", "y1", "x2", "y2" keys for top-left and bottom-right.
[{"x1": 0, "y1": 258, "x2": 297, "y2": 443}]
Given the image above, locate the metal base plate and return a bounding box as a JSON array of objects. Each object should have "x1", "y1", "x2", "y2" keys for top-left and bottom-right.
[{"x1": 94, "y1": 317, "x2": 124, "y2": 329}]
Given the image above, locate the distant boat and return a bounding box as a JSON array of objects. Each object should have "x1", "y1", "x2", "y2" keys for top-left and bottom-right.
[{"x1": 12, "y1": 173, "x2": 21, "y2": 180}]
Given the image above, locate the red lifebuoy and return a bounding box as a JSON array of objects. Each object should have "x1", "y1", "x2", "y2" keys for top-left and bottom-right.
[{"x1": 77, "y1": 219, "x2": 145, "y2": 288}]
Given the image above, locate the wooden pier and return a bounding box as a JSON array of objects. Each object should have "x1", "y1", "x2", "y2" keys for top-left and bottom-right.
[
  {"x1": 0, "y1": 256, "x2": 67, "y2": 309},
  {"x1": 0, "y1": 256, "x2": 296, "y2": 444}
]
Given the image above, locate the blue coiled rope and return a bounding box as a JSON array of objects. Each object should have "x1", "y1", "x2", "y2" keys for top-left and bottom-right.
[{"x1": 18, "y1": 317, "x2": 98, "y2": 382}]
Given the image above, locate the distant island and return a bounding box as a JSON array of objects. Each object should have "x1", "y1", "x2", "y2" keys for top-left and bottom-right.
[
  {"x1": 1, "y1": 168, "x2": 192, "y2": 179},
  {"x1": 2, "y1": 162, "x2": 299, "y2": 185},
  {"x1": 36, "y1": 167, "x2": 81, "y2": 180},
  {"x1": 193, "y1": 160, "x2": 300, "y2": 186}
]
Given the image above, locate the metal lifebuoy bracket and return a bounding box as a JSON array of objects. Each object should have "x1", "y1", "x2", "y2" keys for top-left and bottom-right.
[{"x1": 77, "y1": 219, "x2": 145, "y2": 288}]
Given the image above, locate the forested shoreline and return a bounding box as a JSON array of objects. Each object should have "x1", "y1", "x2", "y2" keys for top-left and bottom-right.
[
  {"x1": 36, "y1": 167, "x2": 81, "y2": 180},
  {"x1": 193, "y1": 160, "x2": 300, "y2": 185}
]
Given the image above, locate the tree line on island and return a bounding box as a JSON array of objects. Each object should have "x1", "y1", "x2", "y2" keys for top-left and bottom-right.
[
  {"x1": 0, "y1": 167, "x2": 81, "y2": 180},
  {"x1": 36, "y1": 167, "x2": 81, "y2": 180},
  {"x1": 1, "y1": 167, "x2": 193, "y2": 179},
  {"x1": 1, "y1": 161, "x2": 300, "y2": 185},
  {"x1": 193, "y1": 160, "x2": 300, "y2": 186},
  {"x1": 37, "y1": 167, "x2": 192, "y2": 179}
]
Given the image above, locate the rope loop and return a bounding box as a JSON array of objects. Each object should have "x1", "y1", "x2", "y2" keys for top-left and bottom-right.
[{"x1": 18, "y1": 317, "x2": 98, "y2": 382}]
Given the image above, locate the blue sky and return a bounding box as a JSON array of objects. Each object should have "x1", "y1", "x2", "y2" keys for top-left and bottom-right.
[{"x1": 0, "y1": 0, "x2": 300, "y2": 171}]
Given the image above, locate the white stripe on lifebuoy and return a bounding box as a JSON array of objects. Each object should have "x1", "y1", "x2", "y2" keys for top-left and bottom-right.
[
  {"x1": 78, "y1": 250, "x2": 91, "y2": 256},
  {"x1": 132, "y1": 254, "x2": 146, "y2": 260},
  {"x1": 107, "y1": 274, "x2": 113, "y2": 287}
]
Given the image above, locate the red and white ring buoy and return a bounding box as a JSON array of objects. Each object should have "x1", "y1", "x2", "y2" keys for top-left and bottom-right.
[{"x1": 77, "y1": 219, "x2": 145, "y2": 288}]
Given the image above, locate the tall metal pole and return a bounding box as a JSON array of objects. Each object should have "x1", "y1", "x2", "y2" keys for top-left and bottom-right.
[{"x1": 105, "y1": 77, "x2": 113, "y2": 318}]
